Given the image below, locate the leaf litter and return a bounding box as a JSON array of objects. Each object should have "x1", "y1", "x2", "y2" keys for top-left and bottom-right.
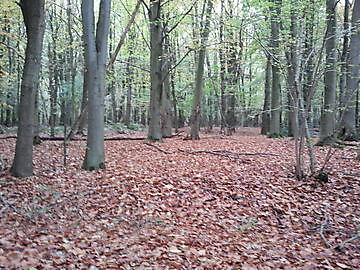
[{"x1": 0, "y1": 128, "x2": 359, "y2": 269}]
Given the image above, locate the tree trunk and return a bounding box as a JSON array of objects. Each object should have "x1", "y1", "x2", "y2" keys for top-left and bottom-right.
[
  {"x1": 148, "y1": 0, "x2": 163, "y2": 141},
  {"x1": 11, "y1": 0, "x2": 45, "y2": 177},
  {"x1": 269, "y1": 0, "x2": 282, "y2": 136},
  {"x1": 339, "y1": 0, "x2": 360, "y2": 140},
  {"x1": 82, "y1": 0, "x2": 111, "y2": 170},
  {"x1": 161, "y1": 31, "x2": 173, "y2": 137},
  {"x1": 161, "y1": 61, "x2": 173, "y2": 137},
  {"x1": 124, "y1": 51, "x2": 133, "y2": 126},
  {"x1": 339, "y1": 0, "x2": 350, "y2": 110},
  {"x1": 261, "y1": 55, "x2": 272, "y2": 135},
  {"x1": 319, "y1": 0, "x2": 337, "y2": 144},
  {"x1": 219, "y1": 0, "x2": 226, "y2": 131},
  {"x1": 286, "y1": 10, "x2": 298, "y2": 138},
  {"x1": 67, "y1": 0, "x2": 77, "y2": 125},
  {"x1": 190, "y1": 0, "x2": 213, "y2": 140}
]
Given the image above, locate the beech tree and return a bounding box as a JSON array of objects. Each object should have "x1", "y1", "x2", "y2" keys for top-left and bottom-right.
[
  {"x1": 190, "y1": 0, "x2": 213, "y2": 140},
  {"x1": 339, "y1": 0, "x2": 360, "y2": 140},
  {"x1": 269, "y1": 0, "x2": 282, "y2": 136},
  {"x1": 11, "y1": 0, "x2": 45, "y2": 177},
  {"x1": 319, "y1": 0, "x2": 337, "y2": 144},
  {"x1": 148, "y1": 0, "x2": 163, "y2": 141},
  {"x1": 81, "y1": 0, "x2": 111, "y2": 170}
]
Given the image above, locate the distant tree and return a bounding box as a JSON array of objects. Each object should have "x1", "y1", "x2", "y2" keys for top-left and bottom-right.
[
  {"x1": 81, "y1": 0, "x2": 111, "y2": 170},
  {"x1": 11, "y1": 0, "x2": 45, "y2": 177}
]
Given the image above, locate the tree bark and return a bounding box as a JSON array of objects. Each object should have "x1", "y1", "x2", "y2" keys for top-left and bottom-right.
[
  {"x1": 219, "y1": 0, "x2": 226, "y2": 131},
  {"x1": 11, "y1": 0, "x2": 45, "y2": 177},
  {"x1": 161, "y1": 25, "x2": 173, "y2": 138},
  {"x1": 319, "y1": 0, "x2": 337, "y2": 144},
  {"x1": 190, "y1": 0, "x2": 213, "y2": 140},
  {"x1": 148, "y1": 0, "x2": 163, "y2": 141},
  {"x1": 269, "y1": 0, "x2": 282, "y2": 136},
  {"x1": 339, "y1": 0, "x2": 360, "y2": 140},
  {"x1": 261, "y1": 55, "x2": 272, "y2": 135},
  {"x1": 82, "y1": 0, "x2": 111, "y2": 170}
]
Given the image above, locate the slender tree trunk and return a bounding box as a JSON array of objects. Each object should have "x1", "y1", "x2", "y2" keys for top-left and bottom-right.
[
  {"x1": 124, "y1": 49, "x2": 133, "y2": 126},
  {"x1": 190, "y1": 0, "x2": 213, "y2": 140},
  {"x1": 49, "y1": 6, "x2": 59, "y2": 137},
  {"x1": 67, "y1": 0, "x2": 77, "y2": 125},
  {"x1": 161, "y1": 29, "x2": 173, "y2": 137},
  {"x1": 219, "y1": 0, "x2": 226, "y2": 131},
  {"x1": 319, "y1": 0, "x2": 337, "y2": 144},
  {"x1": 269, "y1": 0, "x2": 282, "y2": 136},
  {"x1": 82, "y1": 0, "x2": 111, "y2": 170},
  {"x1": 286, "y1": 10, "x2": 298, "y2": 138},
  {"x1": 261, "y1": 55, "x2": 272, "y2": 135},
  {"x1": 170, "y1": 37, "x2": 178, "y2": 132},
  {"x1": 339, "y1": 0, "x2": 360, "y2": 139},
  {"x1": 11, "y1": 0, "x2": 45, "y2": 177},
  {"x1": 108, "y1": 19, "x2": 118, "y2": 123},
  {"x1": 161, "y1": 59, "x2": 173, "y2": 137}
]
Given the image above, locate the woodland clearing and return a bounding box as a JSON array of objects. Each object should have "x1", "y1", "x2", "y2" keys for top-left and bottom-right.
[{"x1": 0, "y1": 128, "x2": 359, "y2": 269}]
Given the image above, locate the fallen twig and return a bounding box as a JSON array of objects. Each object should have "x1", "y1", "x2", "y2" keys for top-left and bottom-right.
[
  {"x1": 318, "y1": 211, "x2": 359, "y2": 251},
  {"x1": 0, "y1": 194, "x2": 36, "y2": 224},
  {"x1": 178, "y1": 149, "x2": 278, "y2": 159},
  {"x1": 144, "y1": 142, "x2": 173, "y2": 154},
  {"x1": 319, "y1": 212, "x2": 332, "y2": 248},
  {"x1": 334, "y1": 233, "x2": 360, "y2": 251}
]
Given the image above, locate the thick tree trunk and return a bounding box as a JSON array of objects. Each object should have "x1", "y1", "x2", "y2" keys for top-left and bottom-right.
[
  {"x1": 339, "y1": 0, "x2": 350, "y2": 110},
  {"x1": 148, "y1": 0, "x2": 163, "y2": 141},
  {"x1": 269, "y1": 0, "x2": 282, "y2": 136},
  {"x1": 319, "y1": 0, "x2": 337, "y2": 144},
  {"x1": 11, "y1": 0, "x2": 45, "y2": 177},
  {"x1": 339, "y1": 0, "x2": 360, "y2": 140},
  {"x1": 190, "y1": 0, "x2": 213, "y2": 140},
  {"x1": 82, "y1": 0, "x2": 111, "y2": 170}
]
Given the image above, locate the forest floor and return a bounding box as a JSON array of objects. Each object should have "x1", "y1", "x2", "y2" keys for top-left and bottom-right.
[{"x1": 0, "y1": 127, "x2": 359, "y2": 269}]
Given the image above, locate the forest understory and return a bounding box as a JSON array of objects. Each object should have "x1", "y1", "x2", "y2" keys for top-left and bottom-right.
[{"x1": 0, "y1": 128, "x2": 359, "y2": 269}]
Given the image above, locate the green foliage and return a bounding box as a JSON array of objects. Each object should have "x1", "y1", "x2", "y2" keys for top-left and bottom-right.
[
  {"x1": 107, "y1": 122, "x2": 144, "y2": 134},
  {"x1": 268, "y1": 133, "x2": 284, "y2": 138}
]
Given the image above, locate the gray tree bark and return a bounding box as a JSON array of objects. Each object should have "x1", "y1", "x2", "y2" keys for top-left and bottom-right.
[
  {"x1": 148, "y1": 0, "x2": 163, "y2": 141},
  {"x1": 339, "y1": 0, "x2": 350, "y2": 110},
  {"x1": 269, "y1": 0, "x2": 282, "y2": 136},
  {"x1": 190, "y1": 0, "x2": 213, "y2": 140},
  {"x1": 261, "y1": 55, "x2": 272, "y2": 135},
  {"x1": 82, "y1": 0, "x2": 111, "y2": 170},
  {"x1": 11, "y1": 0, "x2": 45, "y2": 177},
  {"x1": 161, "y1": 31, "x2": 173, "y2": 137},
  {"x1": 339, "y1": 0, "x2": 360, "y2": 139},
  {"x1": 320, "y1": 0, "x2": 337, "y2": 144}
]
